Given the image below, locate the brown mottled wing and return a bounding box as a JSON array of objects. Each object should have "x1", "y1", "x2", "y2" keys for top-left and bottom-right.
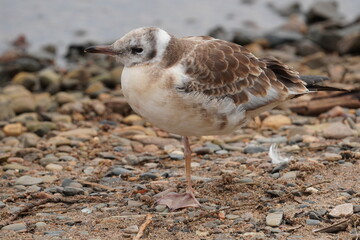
[{"x1": 179, "y1": 39, "x2": 308, "y2": 111}]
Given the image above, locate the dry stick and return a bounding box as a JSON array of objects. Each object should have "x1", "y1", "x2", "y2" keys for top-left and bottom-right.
[
  {"x1": 0, "y1": 196, "x2": 106, "y2": 228},
  {"x1": 77, "y1": 179, "x2": 117, "y2": 192},
  {"x1": 133, "y1": 214, "x2": 152, "y2": 240}
]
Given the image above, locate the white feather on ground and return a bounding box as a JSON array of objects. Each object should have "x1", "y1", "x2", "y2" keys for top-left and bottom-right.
[{"x1": 269, "y1": 144, "x2": 291, "y2": 165}]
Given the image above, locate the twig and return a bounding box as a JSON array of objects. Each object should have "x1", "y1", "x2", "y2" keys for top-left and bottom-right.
[
  {"x1": 0, "y1": 195, "x2": 106, "y2": 228},
  {"x1": 77, "y1": 179, "x2": 117, "y2": 192},
  {"x1": 313, "y1": 219, "x2": 349, "y2": 233},
  {"x1": 133, "y1": 214, "x2": 152, "y2": 240}
]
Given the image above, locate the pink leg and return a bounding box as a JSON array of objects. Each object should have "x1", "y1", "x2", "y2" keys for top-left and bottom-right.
[{"x1": 156, "y1": 136, "x2": 201, "y2": 210}]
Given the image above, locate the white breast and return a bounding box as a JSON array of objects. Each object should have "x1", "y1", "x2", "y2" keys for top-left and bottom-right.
[{"x1": 121, "y1": 65, "x2": 247, "y2": 136}]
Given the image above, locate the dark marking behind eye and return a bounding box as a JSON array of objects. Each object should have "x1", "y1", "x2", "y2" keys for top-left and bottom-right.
[{"x1": 148, "y1": 49, "x2": 157, "y2": 59}]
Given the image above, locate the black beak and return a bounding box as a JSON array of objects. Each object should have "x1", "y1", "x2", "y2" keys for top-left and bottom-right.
[{"x1": 85, "y1": 45, "x2": 117, "y2": 55}]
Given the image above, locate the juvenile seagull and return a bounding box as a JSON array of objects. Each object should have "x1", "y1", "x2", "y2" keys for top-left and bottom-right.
[{"x1": 86, "y1": 27, "x2": 339, "y2": 210}]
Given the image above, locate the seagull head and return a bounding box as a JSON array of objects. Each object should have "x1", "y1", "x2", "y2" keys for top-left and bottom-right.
[{"x1": 85, "y1": 27, "x2": 171, "y2": 67}]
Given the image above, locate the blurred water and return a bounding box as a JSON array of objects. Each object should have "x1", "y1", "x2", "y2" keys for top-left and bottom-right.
[{"x1": 0, "y1": 0, "x2": 359, "y2": 58}]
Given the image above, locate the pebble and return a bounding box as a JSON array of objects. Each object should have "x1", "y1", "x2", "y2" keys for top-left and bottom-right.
[
  {"x1": 262, "y1": 115, "x2": 292, "y2": 129},
  {"x1": 215, "y1": 149, "x2": 228, "y2": 155},
  {"x1": 84, "y1": 166, "x2": 95, "y2": 175},
  {"x1": 266, "y1": 211, "x2": 284, "y2": 227},
  {"x1": 41, "y1": 175, "x2": 58, "y2": 183},
  {"x1": 81, "y1": 208, "x2": 92, "y2": 214},
  {"x1": 226, "y1": 214, "x2": 240, "y2": 220},
  {"x1": 15, "y1": 175, "x2": 43, "y2": 186},
  {"x1": 140, "y1": 172, "x2": 158, "y2": 180},
  {"x1": 127, "y1": 200, "x2": 143, "y2": 207},
  {"x1": 40, "y1": 156, "x2": 60, "y2": 166},
  {"x1": 35, "y1": 222, "x2": 47, "y2": 229},
  {"x1": 44, "y1": 230, "x2": 66, "y2": 237},
  {"x1": 1, "y1": 223, "x2": 27, "y2": 231},
  {"x1": 329, "y1": 203, "x2": 354, "y2": 218},
  {"x1": 62, "y1": 187, "x2": 84, "y2": 196},
  {"x1": 155, "y1": 204, "x2": 168, "y2": 212},
  {"x1": 2, "y1": 163, "x2": 30, "y2": 171},
  {"x1": 123, "y1": 225, "x2": 139, "y2": 234},
  {"x1": 45, "y1": 163, "x2": 63, "y2": 171},
  {"x1": 244, "y1": 146, "x2": 267, "y2": 154},
  {"x1": 169, "y1": 150, "x2": 184, "y2": 160},
  {"x1": 106, "y1": 167, "x2": 131, "y2": 177},
  {"x1": 306, "y1": 219, "x2": 321, "y2": 225},
  {"x1": 3, "y1": 123, "x2": 24, "y2": 136},
  {"x1": 281, "y1": 171, "x2": 298, "y2": 179},
  {"x1": 322, "y1": 122, "x2": 354, "y2": 139},
  {"x1": 323, "y1": 152, "x2": 342, "y2": 161},
  {"x1": 0, "y1": 201, "x2": 5, "y2": 208},
  {"x1": 352, "y1": 205, "x2": 360, "y2": 213}
]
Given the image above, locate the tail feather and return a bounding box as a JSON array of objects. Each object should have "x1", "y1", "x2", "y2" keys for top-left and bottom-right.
[{"x1": 300, "y1": 75, "x2": 347, "y2": 92}]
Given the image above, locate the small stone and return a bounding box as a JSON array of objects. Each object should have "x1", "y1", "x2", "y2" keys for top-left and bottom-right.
[
  {"x1": 38, "y1": 69, "x2": 61, "y2": 92},
  {"x1": 323, "y1": 152, "x2": 342, "y2": 161},
  {"x1": 55, "y1": 92, "x2": 76, "y2": 105},
  {"x1": 27, "y1": 185, "x2": 41, "y2": 192},
  {"x1": 0, "y1": 201, "x2": 6, "y2": 208},
  {"x1": 226, "y1": 214, "x2": 240, "y2": 220},
  {"x1": 216, "y1": 149, "x2": 228, "y2": 155},
  {"x1": 15, "y1": 175, "x2": 43, "y2": 186},
  {"x1": 262, "y1": 115, "x2": 291, "y2": 129},
  {"x1": 305, "y1": 187, "x2": 319, "y2": 194},
  {"x1": 353, "y1": 205, "x2": 360, "y2": 213},
  {"x1": 41, "y1": 175, "x2": 58, "y2": 183},
  {"x1": 123, "y1": 225, "x2": 139, "y2": 234},
  {"x1": 35, "y1": 222, "x2": 47, "y2": 229},
  {"x1": 127, "y1": 200, "x2": 143, "y2": 207},
  {"x1": 3, "y1": 123, "x2": 24, "y2": 136},
  {"x1": 329, "y1": 203, "x2": 353, "y2": 218},
  {"x1": 83, "y1": 167, "x2": 95, "y2": 175},
  {"x1": 306, "y1": 219, "x2": 321, "y2": 225},
  {"x1": 44, "y1": 230, "x2": 65, "y2": 236},
  {"x1": 81, "y1": 208, "x2": 92, "y2": 214},
  {"x1": 244, "y1": 146, "x2": 267, "y2": 154},
  {"x1": 266, "y1": 211, "x2": 284, "y2": 227},
  {"x1": 20, "y1": 132, "x2": 40, "y2": 147},
  {"x1": 140, "y1": 172, "x2": 158, "y2": 180},
  {"x1": 39, "y1": 156, "x2": 59, "y2": 166},
  {"x1": 62, "y1": 187, "x2": 84, "y2": 196},
  {"x1": 281, "y1": 171, "x2": 298, "y2": 179},
  {"x1": 155, "y1": 204, "x2": 167, "y2": 212},
  {"x1": 323, "y1": 122, "x2": 354, "y2": 139},
  {"x1": 122, "y1": 114, "x2": 144, "y2": 125},
  {"x1": 2, "y1": 163, "x2": 30, "y2": 171},
  {"x1": 169, "y1": 150, "x2": 184, "y2": 160},
  {"x1": 1, "y1": 223, "x2": 27, "y2": 231},
  {"x1": 45, "y1": 163, "x2": 63, "y2": 171}
]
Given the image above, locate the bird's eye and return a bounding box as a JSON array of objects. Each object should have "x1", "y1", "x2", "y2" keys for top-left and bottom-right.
[{"x1": 131, "y1": 47, "x2": 143, "y2": 54}]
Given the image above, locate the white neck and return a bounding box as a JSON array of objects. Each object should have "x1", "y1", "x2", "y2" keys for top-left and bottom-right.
[{"x1": 152, "y1": 29, "x2": 171, "y2": 62}]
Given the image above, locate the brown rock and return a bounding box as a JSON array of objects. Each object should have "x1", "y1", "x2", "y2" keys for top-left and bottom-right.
[
  {"x1": 3, "y1": 123, "x2": 24, "y2": 136},
  {"x1": 322, "y1": 122, "x2": 354, "y2": 139},
  {"x1": 262, "y1": 115, "x2": 292, "y2": 129},
  {"x1": 329, "y1": 203, "x2": 353, "y2": 218}
]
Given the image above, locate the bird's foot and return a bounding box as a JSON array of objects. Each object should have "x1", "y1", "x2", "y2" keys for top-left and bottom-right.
[{"x1": 157, "y1": 188, "x2": 201, "y2": 210}]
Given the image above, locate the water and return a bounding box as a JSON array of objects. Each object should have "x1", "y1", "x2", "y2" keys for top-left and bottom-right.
[{"x1": 0, "y1": 0, "x2": 359, "y2": 58}]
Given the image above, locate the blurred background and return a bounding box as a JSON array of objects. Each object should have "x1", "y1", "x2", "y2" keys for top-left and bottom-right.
[{"x1": 1, "y1": 0, "x2": 359, "y2": 60}]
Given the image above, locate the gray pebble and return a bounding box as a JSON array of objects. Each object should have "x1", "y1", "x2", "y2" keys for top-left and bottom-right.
[
  {"x1": 0, "y1": 201, "x2": 5, "y2": 208},
  {"x1": 140, "y1": 172, "x2": 158, "y2": 180},
  {"x1": 59, "y1": 155, "x2": 78, "y2": 161},
  {"x1": 39, "y1": 156, "x2": 59, "y2": 166},
  {"x1": 98, "y1": 152, "x2": 117, "y2": 159},
  {"x1": 81, "y1": 208, "x2": 92, "y2": 214},
  {"x1": 306, "y1": 219, "x2": 321, "y2": 225},
  {"x1": 204, "y1": 142, "x2": 221, "y2": 152},
  {"x1": 193, "y1": 147, "x2": 211, "y2": 155},
  {"x1": 354, "y1": 205, "x2": 360, "y2": 213},
  {"x1": 62, "y1": 187, "x2": 84, "y2": 196},
  {"x1": 1, "y1": 223, "x2": 27, "y2": 231},
  {"x1": 106, "y1": 167, "x2": 131, "y2": 177},
  {"x1": 35, "y1": 222, "x2": 47, "y2": 229},
  {"x1": 266, "y1": 211, "x2": 284, "y2": 227},
  {"x1": 15, "y1": 175, "x2": 43, "y2": 186},
  {"x1": 281, "y1": 171, "x2": 298, "y2": 179},
  {"x1": 155, "y1": 204, "x2": 167, "y2": 212},
  {"x1": 44, "y1": 230, "x2": 65, "y2": 236},
  {"x1": 127, "y1": 200, "x2": 143, "y2": 207},
  {"x1": 123, "y1": 225, "x2": 139, "y2": 234},
  {"x1": 215, "y1": 150, "x2": 228, "y2": 155},
  {"x1": 244, "y1": 146, "x2": 267, "y2": 154},
  {"x1": 125, "y1": 155, "x2": 140, "y2": 165},
  {"x1": 237, "y1": 177, "x2": 253, "y2": 184},
  {"x1": 169, "y1": 151, "x2": 184, "y2": 160},
  {"x1": 27, "y1": 185, "x2": 41, "y2": 192},
  {"x1": 271, "y1": 162, "x2": 288, "y2": 173}
]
